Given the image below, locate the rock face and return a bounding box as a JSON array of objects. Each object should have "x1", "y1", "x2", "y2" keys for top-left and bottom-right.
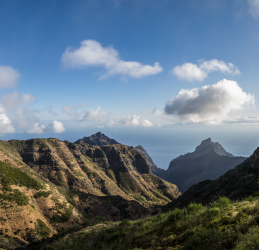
[
  {"x1": 135, "y1": 145, "x2": 166, "y2": 176},
  {"x1": 163, "y1": 138, "x2": 246, "y2": 193},
  {"x1": 162, "y1": 146, "x2": 259, "y2": 212},
  {"x1": 0, "y1": 137, "x2": 180, "y2": 244},
  {"x1": 76, "y1": 132, "x2": 119, "y2": 146}
]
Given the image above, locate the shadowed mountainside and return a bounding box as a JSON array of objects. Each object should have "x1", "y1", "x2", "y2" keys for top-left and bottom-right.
[
  {"x1": 161, "y1": 138, "x2": 246, "y2": 192},
  {"x1": 135, "y1": 145, "x2": 166, "y2": 176},
  {"x1": 162, "y1": 146, "x2": 259, "y2": 212}
]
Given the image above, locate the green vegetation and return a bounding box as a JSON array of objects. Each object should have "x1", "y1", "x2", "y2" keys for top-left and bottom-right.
[
  {"x1": 0, "y1": 189, "x2": 29, "y2": 206},
  {"x1": 36, "y1": 219, "x2": 51, "y2": 238},
  {"x1": 0, "y1": 161, "x2": 42, "y2": 190},
  {"x1": 50, "y1": 198, "x2": 73, "y2": 223},
  {"x1": 27, "y1": 196, "x2": 259, "y2": 250},
  {"x1": 34, "y1": 191, "x2": 52, "y2": 199}
]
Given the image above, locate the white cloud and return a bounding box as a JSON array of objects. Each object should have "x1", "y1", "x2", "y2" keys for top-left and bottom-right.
[
  {"x1": 27, "y1": 123, "x2": 47, "y2": 134},
  {"x1": 225, "y1": 116, "x2": 259, "y2": 125},
  {"x1": 62, "y1": 39, "x2": 163, "y2": 79},
  {"x1": 51, "y1": 120, "x2": 65, "y2": 133},
  {"x1": 120, "y1": 115, "x2": 153, "y2": 127},
  {"x1": 164, "y1": 79, "x2": 254, "y2": 125},
  {"x1": 0, "y1": 105, "x2": 15, "y2": 134},
  {"x1": 152, "y1": 108, "x2": 165, "y2": 117},
  {"x1": 172, "y1": 59, "x2": 240, "y2": 82},
  {"x1": 248, "y1": 0, "x2": 259, "y2": 18},
  {"x1": 2, "y1": 91, "x2": 37, "y2": 129},
  {"x1": 0, "y1": 66, "x2": 19, "y2": 89},
  {"x1": 82, "y1": 106, "x2": 108, "y2": 121},
  {"x1": 27, "y1": 120, "x2": 65, "y2": 134}
]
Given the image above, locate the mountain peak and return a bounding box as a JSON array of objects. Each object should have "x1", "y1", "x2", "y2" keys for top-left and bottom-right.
[
  {"x1": 195, "y1": 138, "x2": 233, "y2": 157},
  {"x1": 75, "y1": 132, "x2": 119, "y2": 146}
]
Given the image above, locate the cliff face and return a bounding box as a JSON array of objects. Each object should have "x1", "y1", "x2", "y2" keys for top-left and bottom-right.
[
  {"x1": 135, "y1": 145, "x2": 166, "y2": 177},
  {"x1": 0, "y1": 137, "x2": 180, "y2": 244},
  {"x1": 162, "y1": 146, "x2": 259, "y2": 212},
  {"x1": 164, "y1": 138, "x2": 246, "y2": 192}
]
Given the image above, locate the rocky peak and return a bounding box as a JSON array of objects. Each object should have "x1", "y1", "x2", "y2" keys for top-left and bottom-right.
[
  {"x1": 76, "y1": 132, "x2": 119, "y2": 146},
  {"x1": 195, "y1": 138, "x2": 233, "y2": 157}
]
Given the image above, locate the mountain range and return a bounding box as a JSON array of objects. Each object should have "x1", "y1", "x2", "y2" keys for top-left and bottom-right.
[{"x1": 0, "y1": 136, "x2": 180, "y2": 244}]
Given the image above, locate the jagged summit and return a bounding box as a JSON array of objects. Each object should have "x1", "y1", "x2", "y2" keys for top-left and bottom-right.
[
  {"x1": 162, "y1": 138, "x2": 246, "y2": 193},
  {"x1": 195, "y1": 138, "x2": 233, "y2": 157},
  {"x1": 76, "y1": 132, "x2": 119, "y2": 146}
]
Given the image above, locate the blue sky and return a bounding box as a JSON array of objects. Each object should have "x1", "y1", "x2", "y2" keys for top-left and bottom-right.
[{"x1": 0, "y1": 0, "x2": 259, "y2": 168}]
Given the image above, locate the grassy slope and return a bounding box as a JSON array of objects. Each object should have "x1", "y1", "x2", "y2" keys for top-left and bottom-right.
[{"x1": 25, "y1": 195, "x2": 259, "y2": 250}]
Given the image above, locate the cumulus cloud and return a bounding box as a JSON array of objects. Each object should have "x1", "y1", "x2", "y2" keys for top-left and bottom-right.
[
  {"x1": 164, "y1": 79, "x2": 254, "y2": 124},
  {"x1": 0, "y1": 66, "x2": 19, "y2": 89},
  {"x1": 248, "y1": 0, "x2": 259, "y2": 18},
  {"x1": 27, "y1": 120, "x2": 65, "y2": 134},
  {"x1": 2, "y1": 91, "x2": 37, "y2": 129},
  {"x1": 27, "y1": 123, "x2": 47, "y2": 134},
  {"x1": 120, "y1": 115, "x2": 153, "y2": 127},
  {"x1": 82, "y1": 106, "x2": 108, "y2": 121},
  {"x1": 0, "y1": 105, "x2": 15, "y2": 134},
  {"x1": 62, "y1": 39, "x2": 163, "y2": 79},
  {"x1": 172, "y1": 59, "x2": 240, "y2": 82},
  {"x1": 51, "y1": 120, "x2": 65, "y2": 133}
]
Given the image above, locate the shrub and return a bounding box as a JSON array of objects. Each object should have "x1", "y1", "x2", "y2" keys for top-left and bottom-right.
[
  {"x1": 234, "y1": 226, "x2": 259, "y2": 250},
  {"x1": 34, "y1": 191, "x2": 51, "y2": 199},
  {"x1": 210, "y1": 196, "x2": 231, "y2": 208},
  {"x1": 183, "y1": 228, "x2": 235, "y2": 250},
  {"x1": 167, "y1": 208, "x2": 184, "y2": 223},
  {"x1": 187, "y1": 203, "x2": 203, "y2": 215},
  {"x1": 205, "y1": 207, "x2": 221, "y2": 218}
]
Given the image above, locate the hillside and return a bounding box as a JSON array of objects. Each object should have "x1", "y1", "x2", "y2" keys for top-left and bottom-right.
[
  {"x1": 26, "y1": 196, "x2": 259, "y2": 250},
  {"x1": 162, "y1": 146, "x2": 259, "y2": 212},
  {"x1": 162, "y1": 138, "x2": 246, "y2": 192},
  {"x1": 0, "y1": 137, "x2": 180, "y2": 245}
]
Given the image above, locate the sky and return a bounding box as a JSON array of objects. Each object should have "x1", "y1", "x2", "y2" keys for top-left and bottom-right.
[{"x1": 1, "y1": 0, "x2": 259, "y2": 169}]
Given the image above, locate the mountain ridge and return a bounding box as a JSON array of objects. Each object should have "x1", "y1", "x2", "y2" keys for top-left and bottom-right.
[
  {"x1": 158, "y1": 138, "x2": 246, "y2": 192},
  {"x1": 162, "y1": 146, "x2": 259, "y2": 212},
  {"x1": 0, "y1": 136, "x2": 180, "y2": 244}
]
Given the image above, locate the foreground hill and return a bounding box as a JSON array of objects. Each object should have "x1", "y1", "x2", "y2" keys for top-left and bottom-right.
[
  {"x1": 161, "y1": 138, "x2": 246, "y2": 192},
  {"x1": 162, "y1": 146, "x2": 259, "y2": 212},
  {"x1": 0, "y1": 137, "x2": 180, "y2": 244},
  {"x1": 26, "y1": 196, "x2": 259, "y2": 250}
]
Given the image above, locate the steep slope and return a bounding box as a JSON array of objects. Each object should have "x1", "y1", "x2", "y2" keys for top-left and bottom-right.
[
  {"x1": 76, "y1": 132, "x2": 119, "y2": 146},
  {"x1": 163, "y1": 146, "x2": 259, "y2": 211},
  {"x1": 135, "y1": 145, "x2": 166, "y2": 177},
  {"x1": 164, "y1": 138, "x2": 246, "y2": 192},
  {"x1": 0, "y1": 137, "x2": 180, "y2": 246},
  {"x1": 9, "y1": 138, "x2": 180, "y2": 205},
  {"x1": 79, "y1": 132, "x2": 165, "y2": 177}
]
